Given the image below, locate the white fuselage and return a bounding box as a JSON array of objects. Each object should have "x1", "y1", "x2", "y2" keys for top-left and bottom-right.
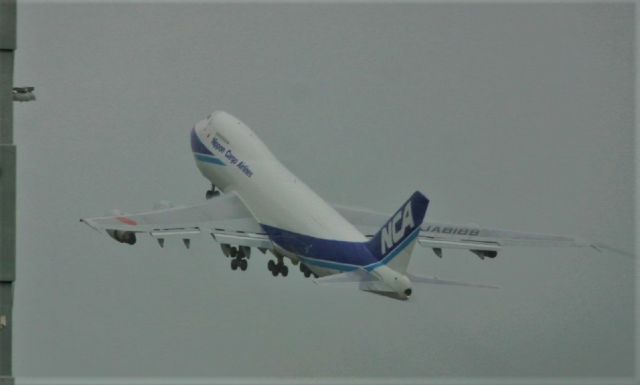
[
  {"x1": 191, "y1": 111, "x2": 414, "y2": 299},
  {"x1": 191, "y1": 112, "x2": 367, "y2": 272}
]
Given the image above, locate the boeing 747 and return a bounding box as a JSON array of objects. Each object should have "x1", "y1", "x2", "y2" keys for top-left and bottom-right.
[{"x1": 81, "y1": 111, "x2": 620, "y2": 300}]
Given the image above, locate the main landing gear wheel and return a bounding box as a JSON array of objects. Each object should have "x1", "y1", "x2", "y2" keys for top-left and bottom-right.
[
  {"x1": 268, "y1": 259, "x2": 288, "y2": 277},
  {"x1": 228, "y1": 246, "x2": 249, "y2": 271},
  {"x1": 300, "y1": 263, "x2": 316, "y2": 278}
]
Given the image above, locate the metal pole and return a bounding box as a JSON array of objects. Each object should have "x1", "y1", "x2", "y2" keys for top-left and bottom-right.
[{"x1": 0, "y1": 1, "x2": 16, "y2": 384}]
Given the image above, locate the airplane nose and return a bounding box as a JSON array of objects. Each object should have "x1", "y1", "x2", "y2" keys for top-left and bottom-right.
[{"x1": 194, "y1": 119, "x2": 207, "y2": 133}]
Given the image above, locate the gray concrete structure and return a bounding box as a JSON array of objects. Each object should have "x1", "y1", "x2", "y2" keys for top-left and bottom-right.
[{"x1": 0, "y1": 1, "x2": 16, "y2": 384}]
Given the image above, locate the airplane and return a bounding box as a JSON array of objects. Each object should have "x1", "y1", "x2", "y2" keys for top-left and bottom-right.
[{"x1": 81, "y1": 110, "x2": 624, "y2": 300}]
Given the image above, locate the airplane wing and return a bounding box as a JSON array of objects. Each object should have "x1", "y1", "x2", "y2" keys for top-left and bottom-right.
[
  {"x1": 80, "y1": 193, "x2": 273, "y2": 250},
  {"x1": 332, "y1": 204, "x2": 632, "y2": 259}
]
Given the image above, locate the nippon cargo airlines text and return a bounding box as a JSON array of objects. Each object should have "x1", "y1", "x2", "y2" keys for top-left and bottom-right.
[{"x1": 211, "y1": 136, "x2": 253, "y2": 177}]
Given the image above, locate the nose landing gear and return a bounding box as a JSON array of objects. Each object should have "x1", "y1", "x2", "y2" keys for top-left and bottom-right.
[{"x1": 206, "y1": 184, "x2": 220, "y2": 199}]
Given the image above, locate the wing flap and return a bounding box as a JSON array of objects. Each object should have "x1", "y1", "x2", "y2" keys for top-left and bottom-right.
[
  {"x1": 212, "y1": 232, "x2": 273, "y2": 249},
  {"x1": 149, "y1": 229, "x2": 201, "y2": 237}
]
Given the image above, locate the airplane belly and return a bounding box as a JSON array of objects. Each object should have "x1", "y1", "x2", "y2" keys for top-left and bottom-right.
[
  {"x1": 272, "y1": 244, "x2": 342, "y2": 277},
  {"x1": 194, "y1": 157, "x2": 233, "y2": 192}
]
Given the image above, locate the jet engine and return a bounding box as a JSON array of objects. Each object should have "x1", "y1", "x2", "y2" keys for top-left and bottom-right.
[
  {"x1": 106, "y1": 229, "x2": 137, "y2": 245},
  {"x1": 471, "y1": 250, "x2": 498, "y2": 260},
  {"x1": 106, "y1": 209, "x2": 137, "y2": 245}
]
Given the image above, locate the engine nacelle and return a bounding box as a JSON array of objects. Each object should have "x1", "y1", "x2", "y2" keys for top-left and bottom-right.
[
  {"x1": 107, "y1": 229, "x2": 137, "y2": 245},
  {"x1": 471, "y1": 249, "x2": 497, "y2": 260}
]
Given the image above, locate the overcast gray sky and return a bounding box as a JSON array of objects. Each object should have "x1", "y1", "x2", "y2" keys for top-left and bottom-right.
[{"x1": 11, "y1": 2, "x2": 635, "y2": 381}]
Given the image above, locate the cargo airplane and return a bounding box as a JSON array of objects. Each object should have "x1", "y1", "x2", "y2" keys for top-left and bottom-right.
[{"x1": 81, "y1": 111, "x2": 617, "y2": 300}]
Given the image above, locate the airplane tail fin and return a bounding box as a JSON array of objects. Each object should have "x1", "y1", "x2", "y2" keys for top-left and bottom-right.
[{"x1": 366, "y1": 191, "x2": 429, "y2": 274}]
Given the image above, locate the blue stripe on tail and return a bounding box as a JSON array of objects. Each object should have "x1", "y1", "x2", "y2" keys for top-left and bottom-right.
[{"x1": 366, "y1": 191, "x2": 429, "y2": 262}]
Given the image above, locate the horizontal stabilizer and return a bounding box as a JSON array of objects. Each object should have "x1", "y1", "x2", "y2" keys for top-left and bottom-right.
[
  {"x1": 313, "y1": 269, "x2": 373, "y2": 286},
  {"x1": 314, "y1": 270, "x2": 498, "y2": 290},
  {"x1": 406, "y1": 273, "x2": 499, "y2": 289},
  {"x1": 590, "y1": 242, "x2": 635, "y2": 259}
]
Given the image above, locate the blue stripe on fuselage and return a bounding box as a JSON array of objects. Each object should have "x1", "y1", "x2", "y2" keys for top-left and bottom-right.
[
  {"x1": 191, "y1": 127, "x2": 226, "y2": 166},
  {"x1": 191, "y1": 127, "x2": 214, "y2": 156},
  {"x1": 194, "y1": 153, "x2": 225, "y2": 166},
  {"x1": 261, "y1": 224, "x2": 376, "y2": 267},
  {"x1": 260, "y1": 224, "x2": 418, "y2": 272}
]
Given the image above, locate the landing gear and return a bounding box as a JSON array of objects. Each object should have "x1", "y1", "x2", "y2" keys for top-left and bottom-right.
[
  {"x1": 227, "y1": 245, "x2": 250, "y2": 272},
  {"x1": 205, "y1": 184, "x2": 220, "y2": 200},
  {"x1": 299, "y1": 263, "x2": 317, "y2": 278},
  {"x1": 300, "y1": 263, "x2": 310, "y2": 278},
  {"x1": 267, "y1": 258, "x2": 288, "y2": 277}
]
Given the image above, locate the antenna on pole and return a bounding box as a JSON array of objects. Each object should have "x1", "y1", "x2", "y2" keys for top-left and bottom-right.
[
  {"x1": 1, "y1": 1, "x2": 18, "y2": 384},
  {"x1": 12, "y1": 87, "x2": 35, "y2": 102}
]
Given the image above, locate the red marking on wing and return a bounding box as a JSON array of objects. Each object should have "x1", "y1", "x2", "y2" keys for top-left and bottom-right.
[{"x1": 116, "y1": 216, "x2": 138, "y2": 226}]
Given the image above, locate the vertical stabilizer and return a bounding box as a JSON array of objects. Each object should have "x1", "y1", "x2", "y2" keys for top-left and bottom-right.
[{"x1": 366, "y1": 191, "x2": 429, "y2": 274}]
